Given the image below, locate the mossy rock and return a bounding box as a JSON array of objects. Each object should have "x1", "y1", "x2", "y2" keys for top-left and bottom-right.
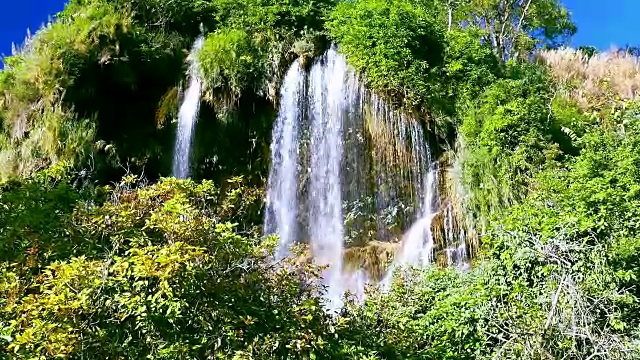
[{"x1": 343, "y1": 241, "x2": 398, "y2": 280}]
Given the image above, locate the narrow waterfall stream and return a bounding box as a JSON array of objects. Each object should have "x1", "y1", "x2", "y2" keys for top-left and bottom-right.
[
  {"x1": 308, "y1": 48, "x2": 348, "y2": 310},
  {"x1": 382, "y1": 166, "x2": 437, "y2": 285},
  {"x1": 172, "y1": 36, "x2": 204, "y2": 179},
  {"x1": 264, "y1": 60, "x2": 305, "y2": 261}
]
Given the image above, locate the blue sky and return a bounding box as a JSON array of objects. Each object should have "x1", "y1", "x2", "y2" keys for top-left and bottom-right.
[
  {"x1": 1, "y1": 0, "x2": 66, "y2": 59},
  {"x1": 0, "y1": 0, "x2": 638, "y2": 66},
  {"x1": 563, "y1": 0, "x2": 638, "y2": 50}
]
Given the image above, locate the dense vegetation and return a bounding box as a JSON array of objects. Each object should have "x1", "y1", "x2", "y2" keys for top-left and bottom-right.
[{"x1": 1, "y1": 0, "x2": 640, "y2": 358}]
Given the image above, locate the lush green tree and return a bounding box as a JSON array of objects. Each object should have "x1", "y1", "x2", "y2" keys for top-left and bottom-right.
[
  {"x1": 456, "y1": 0, "x2": 576, "y2": 60},
  {"x1": 327, "y1": 0, "x2": 502, "y2": 143},
  {"x1": 0, "y1": 176, "x2": 339, "y2": 359},
  {"x1": 578, "y1": 45, "x2": 599, "y2": 58},
  {"x1": 456, "y1": 62, "x2": 568, "y2": 226},
  {"x1": 327, "y1": 0, "x2": 447, "y2": 110},
  {"x1": 0, "y1": 0, "x2": 336, "y2": 183},
  {"x1": 481, "y1": 102, "x2": 640, "y2": 357}
]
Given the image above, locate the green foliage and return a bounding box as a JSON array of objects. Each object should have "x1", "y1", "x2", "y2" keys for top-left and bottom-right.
[
  {"x1": 3, "y1": 241, "x2": 335, "y2": 359},
  {"x1": 342, "y1": 110, "x2": 640, "y2": 357},
  {"x1": 0, "y1": 162, "x2": 99, "y2": 269},
  {"x1": 107, "y1": 0, "x2": 214, "y2": 35},
  {"x1": 328, "y1": 0, "x2": 502, "y2": 141},
  {"x1": 0, "y1": 0, "x2": 189, "y2": 181},
  {"x1": 2, "y1": 0, "x2": 640, "y2": 359},
  {"x1": 0, "y1": 0, "x2": 121, "y2": 178},
  {"x1": 210, "y1": 0, "x2": 335, "y2": 34},
  {"x1": 478, "y1": 103, "x2": 640, "y2": 357},
  {"x1": 328, "y1": 0, "x2": 446, "y2": 109},
  {"x1": 197, "y1": 0, "x2": 336, "y2": 116},
  {"x1": 199, "y1": 29, "x2": 270, "y2": 111},
  {"x1": 0, "y1": 0, "x2": 339, "y2": 181},
  {"x1": 340, "y1": 267, "x2": 499, "y2": 359},
  {"x1": 578, "y1": 45, "x2": 599, "y2": 58},
  {"x1": 458, "y1": 0, "x2": 576, "y2": 60},
  {"x1": 0, "y1": 176, "x2": 341, "y2": 359},
  {"x1": 442, "y1": 28, "x2": 501, "y2": 108},
  {"x1": 456, "y1": 63, "x2": 572, "y2": 226}
]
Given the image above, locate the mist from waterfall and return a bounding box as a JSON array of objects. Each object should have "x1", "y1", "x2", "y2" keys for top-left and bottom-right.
[{"x1": 172, "y1": 36, "x2": 204, "y2": 179}]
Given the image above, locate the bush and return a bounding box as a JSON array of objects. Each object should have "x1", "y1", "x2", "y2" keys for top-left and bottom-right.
[
  {"x1": 479, "y1": 102, "x2": 640, "y2": 358},
  {"x1": 340, "y1": 266, "x2": 499, "y2": 359},
  {"x1": 1, "y1": 176, "x2": 338, "y2": 359},
  {"x1": 456, "y1": 63, "x2": 572, "y2": 227},
  {"x1": 0, "y1": 163, "x2": 100, "y2": 269},
  {"x1": 199, "y1": 29, "x2": 271, "y2": 110}
]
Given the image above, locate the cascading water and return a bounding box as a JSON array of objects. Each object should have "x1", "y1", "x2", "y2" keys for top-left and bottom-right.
[
  {"x1": 264, "y1": 60, "x2": 305, "y2": 261},
  {"x1": 458, "y1": 228, "x2": 469, "y2": 269},
  {"x1": 308, "y1": 48, "x2": 348, "y2": 311},
  {"x1": 364, "y1": 94, "x2": 435, "y2": 242},
  {"x1": 443, "y1": 200, "x2": 469, "y2": 268},
  {"x1": 172, "y1": 37, "x2": 204, "y2": 179},
  {"x1": 381, "y1": 165, "x2": 438, "y2": 289},
  {"x1": 399, "y1": 166, "x2": 438, "y2": 266},
  {"x1": 264, "y1": 44, "x2": 447, "y2": 309}
]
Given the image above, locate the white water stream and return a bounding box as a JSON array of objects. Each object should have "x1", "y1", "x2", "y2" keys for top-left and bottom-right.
[{"x1": 172, "y1": 37, "x2": 204, "y2": 179}]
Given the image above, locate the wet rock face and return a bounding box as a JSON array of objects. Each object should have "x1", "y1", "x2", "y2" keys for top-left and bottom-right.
[{"x1": 343, "y1": 241, "x2": 399, "y2": 280}]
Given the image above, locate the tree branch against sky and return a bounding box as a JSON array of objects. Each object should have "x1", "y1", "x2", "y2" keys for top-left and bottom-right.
[{"x1": 455, "y1": 0, "x2": 576, "y2": 60}]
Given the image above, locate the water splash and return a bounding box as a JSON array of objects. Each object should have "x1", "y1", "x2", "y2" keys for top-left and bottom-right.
[
  {"x1": 264, "y1": 60, "x2": 305, "y2": 260},
  {"x1": 172, "y1": 37, "x2": 204, "y2": 179},
  {"x1": 342, "y1": 269, "x2": 369, "y2": 304},
  {"x1": 381, "y1": 166, "x2": 438, "y2": 289}
]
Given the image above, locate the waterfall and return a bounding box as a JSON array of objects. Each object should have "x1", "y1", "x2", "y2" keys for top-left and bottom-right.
[
  {"x1": 381, "y1": 165, "x2": 437, "y2": 289},
  {"x1": 458, "y1": 228, "x2": 469, "y2": 270},
  {"x1": 172, "y1": 37, "x2": 204, "y2": 179},
  {"x1": 401, "y1": 166, "x2": 438, "y2": 266},
  {"x1": 443, "y1": 200, "x2": 470, "y2": 268},
  {"x1": 264, "y1": 60, "x2": 305, "y2": 260},
  {"x1": 265, "y1": 45, "x2": 443, "y2": 309},
  {"x1": 265, "y1": 47, "x2": 354, "y2": 309},
  {"x1": 366, "y1": 94, "x2": 435, "y2": 241},
  {"x1": 308, "y1": 47, "x2": 348, "y2": 311}
]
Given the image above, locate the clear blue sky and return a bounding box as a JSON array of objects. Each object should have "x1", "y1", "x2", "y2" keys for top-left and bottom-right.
[
  {"x1": 0, "y1": 0, "x2": 637, "y2": 66},
  {"x1": 0, "y1": 0, "x2": 67, "y2": 60},
  {"x1": 563, "y1": 0, "x2": 638, "y2": 50}
]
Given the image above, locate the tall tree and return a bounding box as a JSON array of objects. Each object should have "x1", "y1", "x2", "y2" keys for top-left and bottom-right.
[{"x1": 457, "y1": 0, "x2": 576, "y2": 60}]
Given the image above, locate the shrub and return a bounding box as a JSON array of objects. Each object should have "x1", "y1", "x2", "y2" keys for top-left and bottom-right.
[
  {"x1": 1, "y1": 176, "x2": 337, "y2": 359},
  {"x1": 198, "y1": 29, "x2": 271, "y2": 111},
  {"x1": 456, "y1": 63, "x2": 566, "y2": 227}
]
